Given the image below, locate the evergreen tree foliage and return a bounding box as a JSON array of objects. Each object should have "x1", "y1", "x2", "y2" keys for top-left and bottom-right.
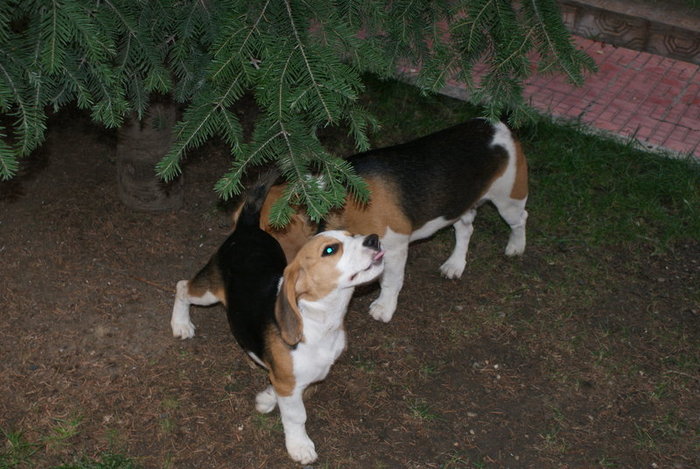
[{"x1": 0, "y1": 0, "x2": 595, "y2": 224}]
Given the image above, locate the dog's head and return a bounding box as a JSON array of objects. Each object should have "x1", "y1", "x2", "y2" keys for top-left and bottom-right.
[{"x1": 275, "y1": 231, "x2": 385, "y2": 345}]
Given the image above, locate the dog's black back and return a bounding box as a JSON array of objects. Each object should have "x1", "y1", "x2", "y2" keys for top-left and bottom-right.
[
  {"x1": 217, "y1": 195, "x2": 287, "y2": 359},
  {"x1": 349, "y1": 119, "x2": 509, "y2": 228}
]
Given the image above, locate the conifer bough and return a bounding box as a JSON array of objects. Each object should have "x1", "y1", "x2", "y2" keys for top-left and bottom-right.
[{"x1": 0, "y1": 0, "x2": 594, "y2": 225}]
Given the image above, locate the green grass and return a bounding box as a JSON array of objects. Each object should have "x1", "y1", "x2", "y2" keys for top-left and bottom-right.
[
  {"x1": 633, "y1": 422, "x2": 658, "y2": 450},
  {"x1": 597, "y1": 456, "x2": 619, "y2": 468},
  {"x1": 438, "y1": 450, "x2": 471, "y2": 468},
  {"x1": 43, "y1": 416, "x2": 83, "y2": 450},
  {"x1": 0, "y1": 431, "x2": 38, "y2": 468},
  {"x1": 520, "y1": 118, "x2": 699, "y2": 249},
  {"x1": 418, "y1": 362, "x2": 441, "y2": 380},
  {"x1": 55, "y1": 453, "x2": 141, "y2": 469},
  {"x1": 0, "y1": 426, "x2": 138, "y2": 469},
  {"x1": 407, "y1": 398, "x2": 441, "y2": 422},
  {"x1": 5, "y1": 75, "x2": 698, "y2": 469},
  {"x1": 351, "y1": 354, "x2": 377, "y2": 373},
  {"x1": 252, "y1": 413, "x2": 284, "y2": 433}
]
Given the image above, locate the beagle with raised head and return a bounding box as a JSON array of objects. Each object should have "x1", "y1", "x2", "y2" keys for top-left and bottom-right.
[
  {"x1": 170, "y1": 200, "x2": 384, "y2": 463},
  {"x1": 259, "y1": 118, "x2": 529, "y2": 323}
]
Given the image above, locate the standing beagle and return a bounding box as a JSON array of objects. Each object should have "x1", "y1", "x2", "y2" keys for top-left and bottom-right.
[
  {"x1": 170, "y1": 200, "x2": 384, "y2": 463},
  {"x1": 260, "y1": 118, "x2": 529, "y2": 323}
]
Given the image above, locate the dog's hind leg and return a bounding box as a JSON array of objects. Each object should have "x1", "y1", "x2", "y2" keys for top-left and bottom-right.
[
  {"x1": 369, "y1": 229, "x2": 409, "y2": 323},
  {"x1": 493, "y1": 197, "x2": 528, "y2": 256},
  {"x1": 171, "y1": 260, "x2": 224, "y2": 339},
  {"x1": 171, "y1": 280, "x2": 220, "y2": 339},
  {"x1": 440, "y1": 209, "x2": 477, "y2": 279}
]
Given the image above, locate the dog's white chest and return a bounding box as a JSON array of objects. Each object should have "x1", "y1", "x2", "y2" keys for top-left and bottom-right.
[{"x1": 292, "y1": 327, "x2": 346, "y2": 385}]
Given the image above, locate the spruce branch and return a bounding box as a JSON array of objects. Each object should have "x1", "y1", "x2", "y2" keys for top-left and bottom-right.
[
  {"x1": 491, "y1": 28, "x2": 534, "y2": 79},
  {"x1": 0, "y1": 124, "x2": 18, "y2": 180},
  {"x1": 0, "y1": 55, "x2": 40, "y2": 157},
  {"x1": 158, "y1": 72, "x2": 245, "y2": 181},
  {"x1": 529, "y1": 0, "x2": 576, "y2": 80},
  {"x1": 345, "y1": 106, "x2": 378, "y2": 152},
  {"x1": 0, "y1": 2, "x2": 10, "y2": 44},
  {"x1": 464, "y1": 0, "x2": 495, "y2": 54},
  {"x1": 39, "y1": 0, "x2": 66, "y2": 73},
  {"x1": 267, "y1": 183, "x2": 297, "y2": 228},
  {"x1": 103, "y1": 0, "x2": 171, "y2": 93},
  {"x1": 211, "y1": 1, "x2": 270, "y2": 82},
  {"x1": 283, "y1": 0, "x2": 333, "y2": 123},
  {"x1": 523, "y1": 0, "x2": 595, "y2": 84},
  {"x1": 214, "y1": 140, "x2": 267, "y2": 199},
  {"x1": 0, "y1": 0, "x2": 596, "y2": 223},
  {"x1": 64, "y1": 0, "x2": 115, "y2": 64},
  {"x1": 61, "y1": 55, "x2": 94, "y2": 109},
  {"x1": 88, "y1": 61, "x2": 128, "y2": 127}
]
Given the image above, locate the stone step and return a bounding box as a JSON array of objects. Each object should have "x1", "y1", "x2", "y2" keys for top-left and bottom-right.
[{"x1": 559, "y1": 0, "x2": 700, "y2": 65}]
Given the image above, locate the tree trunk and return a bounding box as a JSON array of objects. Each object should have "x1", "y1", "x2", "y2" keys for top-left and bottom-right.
[{"x1": 116, "y1": 101, "x2": 183, "y2": 211}]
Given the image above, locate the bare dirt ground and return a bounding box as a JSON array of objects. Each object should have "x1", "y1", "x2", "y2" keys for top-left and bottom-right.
[{"x1": 1, "y1": 109, "x2": 698, "y2": 468}]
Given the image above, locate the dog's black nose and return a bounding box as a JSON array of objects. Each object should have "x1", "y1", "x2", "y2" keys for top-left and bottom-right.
[{"x1": 363, "y1": 234, "x2": 380, "y2": 250}]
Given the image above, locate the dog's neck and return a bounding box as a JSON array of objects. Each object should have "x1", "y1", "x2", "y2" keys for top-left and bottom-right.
[{"x1": 298, "y1": 288, "x2": 355, "y2": 338}]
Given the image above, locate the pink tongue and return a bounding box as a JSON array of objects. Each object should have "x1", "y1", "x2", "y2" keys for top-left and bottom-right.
[{"x1": 373, "y1": 251, "x2": 385, "y2": 261}]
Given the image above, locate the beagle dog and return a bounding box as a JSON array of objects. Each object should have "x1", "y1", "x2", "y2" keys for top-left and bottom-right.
[
  {"x1": 170, "y1": 201, "x2": 384, "y2": 464},
  {"x1": 259, "y1": 118, "x2": 529, "y2": 323}
]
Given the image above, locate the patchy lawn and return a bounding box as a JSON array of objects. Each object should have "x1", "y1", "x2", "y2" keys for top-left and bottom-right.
[{"x1": 1, "y1": 79, "x2": 698, "y2": 468}]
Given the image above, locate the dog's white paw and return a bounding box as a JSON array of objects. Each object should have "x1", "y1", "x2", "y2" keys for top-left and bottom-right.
[
  {"x1": 255, "y1": 387, "x2": 277, "y2": 414},
  {"x1": 369, "y1": 299, "x2": 395, "y2": 323},
  {"x1": 505, "y1": 240, "x2": 525, "y2": 257},
  {"x1": 286, "y1": 436, "x2": 317, "y2": 464},
  {"x1": 439, "y1": 259, "x2": 465, "y2": 279},
  {"x1": 171, "y1": 320, "x2": 195, "y2": 339}
]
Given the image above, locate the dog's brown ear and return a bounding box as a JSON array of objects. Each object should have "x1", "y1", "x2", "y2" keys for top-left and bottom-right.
[{"x1": 275, "y1": 264, "x2": 304, "y2": 346}]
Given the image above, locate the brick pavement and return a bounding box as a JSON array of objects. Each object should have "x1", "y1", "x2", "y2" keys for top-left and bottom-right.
[
  {"x1": 406, "y1": 36, "x2": 700, "y2": 158},
  {"x1": 526, "y1": 37, "x2": 700, "y2": 158}
]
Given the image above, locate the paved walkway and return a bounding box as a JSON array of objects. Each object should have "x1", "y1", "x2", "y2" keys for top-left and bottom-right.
[
  {"x1": 421, "y1": 36, "x2": 700, "y2": 158},
  {"x1": 525, "y1": 37, "x2": 700, "y2": 158}
]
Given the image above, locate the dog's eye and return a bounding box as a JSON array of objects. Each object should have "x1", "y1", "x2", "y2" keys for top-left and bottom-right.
[{"x1": 322, "y1": 243, "x2": 340, "y2": 257}]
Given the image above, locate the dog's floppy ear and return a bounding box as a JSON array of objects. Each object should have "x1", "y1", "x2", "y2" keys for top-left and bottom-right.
[{"x1": 275, "y1": 263, "x2": 305, "y2": 346}]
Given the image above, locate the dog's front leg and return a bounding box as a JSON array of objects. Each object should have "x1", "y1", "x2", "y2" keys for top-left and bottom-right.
[
  {"x1": 277, "y1": 387, "x2": 317, "y2": 464},
  {"x1": 255, "y1": 385, "x2": 278, "y2": 413},
  {"x1": 369, "y1": 231, "x2": 409, "y2": 322}
]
